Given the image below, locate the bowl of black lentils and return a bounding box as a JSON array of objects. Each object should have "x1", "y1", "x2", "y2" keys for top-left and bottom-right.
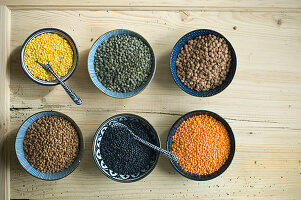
[
  {"x1": 88, "y1": 29, "x2": 156, "y2": 98},
  {"x1": 15, "y1": 111, "x2": 84, "y2": 180},
  {"x1": 92, "y1": 114, "x2": 160, "y2": 182},
  {"x1": 170, "y1": 29, "x2": 237, "y2": 97}
]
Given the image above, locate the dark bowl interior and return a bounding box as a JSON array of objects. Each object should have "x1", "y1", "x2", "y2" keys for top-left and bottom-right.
[
  {"x1": 15, "y1": 111, "x2": 84, "y2": 180},
  {"x1": 170, "y1": 29, "x2": 237, "y2": 97},
  {"x1": 92, "y1": 114, "x2": 160, "y2": 183},
  {"x1": 20, "y1": 28, "x2": 79, "y2": 86},
  {"x1": 166, "y1": 110, "x2": 235, "y2": 181}
]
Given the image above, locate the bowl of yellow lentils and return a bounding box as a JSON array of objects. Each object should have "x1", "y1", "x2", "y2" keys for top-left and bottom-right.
[{"x1": 21, "y1": 28, "x2": 79, "y2": 86}]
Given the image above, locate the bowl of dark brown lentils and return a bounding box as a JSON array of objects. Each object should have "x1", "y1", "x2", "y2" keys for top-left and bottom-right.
[
  {"x1": 88, "y1": 29, "x2": 156, "y2": 98},
  {"x1": 15, "y1": 111, "x2": 84, "y2": 180},
  {"x1": 170, "y1": 29, "x2": 237, "y2": 97}
]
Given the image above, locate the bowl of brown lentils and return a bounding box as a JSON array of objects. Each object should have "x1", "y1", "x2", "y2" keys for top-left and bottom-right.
[
  {"x1": 170, "y1": 29, "x2": 237, "y2": 97},
  {"x1": 15, "y1": 111, "x2": 84, "y2": 180}
]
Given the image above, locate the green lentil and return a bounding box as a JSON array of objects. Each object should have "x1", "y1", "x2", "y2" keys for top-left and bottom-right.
[{"x1": 94, "y1": 34, "x2": 152, "y2": 93}]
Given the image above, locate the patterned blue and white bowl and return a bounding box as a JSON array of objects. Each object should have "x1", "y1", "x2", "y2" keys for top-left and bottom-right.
[
  {"x1": 15, "y1": 111, "x2": 84, "y2": 180},
  {"x1": 92, "y1": 114, "x2": 160, "y2": 182},
  {"x1": 20, "y1": 28, "x2": 79, "y2": 86},
  {"x1": 170, "y1": 29, "x2": 237, "y2": 97},
  {"x1": 88, "y1": 29, "x2": 156, "y2": 98},
  {"x1": 167, "y1": 110, "x2": 235, "y2": 181}
]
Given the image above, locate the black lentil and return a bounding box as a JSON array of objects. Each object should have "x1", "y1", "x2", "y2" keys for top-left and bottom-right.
[
  {"x1": 23, "y1": 116, "x2": 79, "y2": 173},
  {"x1": 94, "y1": 34, "x2": 152, "y2": 92},
  {"x1": 100, "y1": 119, "x2": 157, "y2": 175}
]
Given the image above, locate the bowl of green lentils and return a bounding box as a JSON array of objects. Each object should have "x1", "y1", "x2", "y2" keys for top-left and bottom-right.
[{"x1": 88, "y1": 29, "x2": 156, "y2": 98}]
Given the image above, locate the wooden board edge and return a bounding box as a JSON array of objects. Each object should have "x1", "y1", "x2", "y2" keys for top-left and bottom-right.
[
  {"x1": 0, "y1": 5, "x2": 10, "y2": 200},
  {"x1": 4, "y1": 6, "x2": 301, "y2": 13},
  {"x1": 0, "y1": 0, "x2": 301, "y2": 11}
]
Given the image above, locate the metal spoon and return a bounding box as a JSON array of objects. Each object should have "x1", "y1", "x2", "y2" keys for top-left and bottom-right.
[
  {"x1": 35, "y1": 61, "x2": 82, "y2": 105},
  {"x1": 111, "y1": 121, "x2": 178, "y2": 162}
]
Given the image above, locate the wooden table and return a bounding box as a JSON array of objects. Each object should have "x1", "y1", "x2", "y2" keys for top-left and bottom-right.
[{"x1": 1, "y1": 1, "x2": 301, "y2": 199}]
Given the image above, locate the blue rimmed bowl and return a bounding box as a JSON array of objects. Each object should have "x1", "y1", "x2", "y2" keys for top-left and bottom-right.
[
  {"x1": 166, "y1": 110, "x2": 235, "y2": 181},
  {"x1": 15, "y1": 111, "x2": 84, "y2": 180},
  {"x1": 92, "y1": 114, "x2": 160, "y2": 182},
  {"x1": 20, "y1": 28, "x2": 79, "y2": 86},
  {"x1": 88, "y1": 29, "x2": 156, "y2": 98},
  {"x1": 170, "y1": 29, "x2": 237, "y2": 97}
]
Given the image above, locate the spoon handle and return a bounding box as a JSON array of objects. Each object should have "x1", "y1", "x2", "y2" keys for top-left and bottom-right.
[
  {"x1": 111, "y1": 121, "x2": 178, "y2": 162},
  {"x1": 57, "y1": 78, "x2": 82, "y2": 105},
  {"x1": 132, "y1": 132, "x2": 178, "y2": 162},
  {"x1": 45, "y1": 64, "x2": 82, "y2": 105}
]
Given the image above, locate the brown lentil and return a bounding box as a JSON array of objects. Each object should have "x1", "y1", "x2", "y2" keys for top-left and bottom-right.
[
  {"x1": 172, "y1": 114, "x2": 231, "y2": 175},
  {"x1": 176, "y1": 34, "x2": 232, "y2": 91},
  {"x1": 23, "y1": 116, "x2": 79, "y2": 173}
]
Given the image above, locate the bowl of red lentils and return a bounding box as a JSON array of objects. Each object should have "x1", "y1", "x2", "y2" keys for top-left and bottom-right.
[
  {"x1": 166, "y1": 110, "x2": 235, "y2": 181},
  {"x1": 20, "y1": 28, "x2": 79, "y2": 86},
  {"x1": 170, "y1": 29, "x2": 237, "y2": 97}
]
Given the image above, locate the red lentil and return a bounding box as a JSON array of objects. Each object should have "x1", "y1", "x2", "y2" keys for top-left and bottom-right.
[{"x1": 172, "y1": 114, "x2": 231, "y2": 175}]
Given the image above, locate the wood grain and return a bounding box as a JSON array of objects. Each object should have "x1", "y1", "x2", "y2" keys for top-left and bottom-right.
[
  {"x1": 0, "y1": 5, "x2": 10, "y2": 200},
  {"x1": 7, "y1": 10, "x2": 301, "y2": 199}
]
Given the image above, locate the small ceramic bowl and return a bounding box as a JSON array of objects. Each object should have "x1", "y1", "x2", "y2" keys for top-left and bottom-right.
[
  {"x1": 170, "y1": 29, "x2": 237, "y2": 97},
  {"x1": 166, "y1": 110, "x2": 235, "y2": 181},
  {"x1": 92, "y1": 114, "x2": 160, "y2": 182},
  {"x1": 15, "y1": 111, "x2": 84, "y2": 180},
  {"x1": 20, "y1": 28, "x2": 79, "y2": 86},
  {"x1": 88, "y1": 29, "x2": 156, "y2": 98}
]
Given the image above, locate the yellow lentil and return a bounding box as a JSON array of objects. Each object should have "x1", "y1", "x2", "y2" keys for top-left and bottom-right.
[
  {"x1": 172, "y1": 114, "x2": 231, "y2": 175},
  {"x1": 24, "y1": 33, "x2": 73, "y2": 81}
]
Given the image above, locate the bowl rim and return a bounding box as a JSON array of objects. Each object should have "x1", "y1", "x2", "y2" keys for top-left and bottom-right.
[
  {"x1": 20, "y1": 27, "x2": 79, "y2": 86},
  {"x1": 166, "y1": 110, "x2": 236, "y2": 181},
  {"x1": 87, "y1": 29, "x2": 156, "y2": 99},
  {"x1": 169, "y1": 29, "x2": 237, "y2": 97},
  {"x1": 15, "y1": 110, "x2": 85, "y2": 181},
  {"x1": 92, "y1": 113, "x2": 161, "y2": 183}
]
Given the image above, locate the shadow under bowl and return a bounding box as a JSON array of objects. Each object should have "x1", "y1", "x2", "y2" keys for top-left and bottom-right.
[
  {"x1": 20, "y1": 28, "x2": 79, "y2": 86},
  {"x1": 15, "y1": 111, "x2": 84, "y2": 180},
  {"x1": 92, "y1": 113, "x2": 160, "y2": 183},
  {"x1": 166, "y1": 110, "x2": 235, "y2": 181},
  {"x1": 88, "y1": 29, "x2": 156, "y2": 98},
  {"x1": 170, "y1": 29, "x2": 237, "y2": 97}
]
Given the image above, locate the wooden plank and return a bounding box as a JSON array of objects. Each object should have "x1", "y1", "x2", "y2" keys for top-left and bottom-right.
[
  {"x1": 0, "y1": 5, "x2": 10, "y2": 200},
  {"x1": 1, "y1": 0, "x2": 301, "y2": 10},
  {"x1": 8, "y1": 10, "x2": 301, "y2": 199}
]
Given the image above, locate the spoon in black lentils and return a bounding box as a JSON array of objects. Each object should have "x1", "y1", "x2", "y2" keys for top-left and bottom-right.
[{"x1": 111, "y1": 121, "x2": 178, "y2": 162}]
